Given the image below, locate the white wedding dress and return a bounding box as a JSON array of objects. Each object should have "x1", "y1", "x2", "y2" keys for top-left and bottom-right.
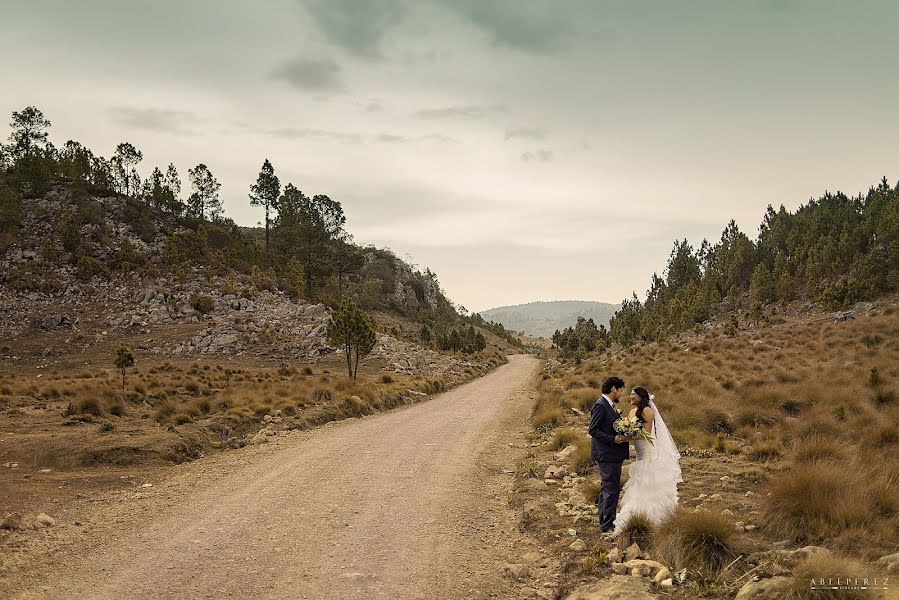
[{"x1": 615, "y1": 400, "x2": 683, "y2": 531}]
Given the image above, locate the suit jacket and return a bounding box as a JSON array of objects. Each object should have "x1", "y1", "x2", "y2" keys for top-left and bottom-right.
[{"x1": 589, "y1": 397, "x2": 629, "y2": 463}]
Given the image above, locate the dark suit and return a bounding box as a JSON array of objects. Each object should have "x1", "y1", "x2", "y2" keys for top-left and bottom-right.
[{"x1": 588, "y1": 396, "x2": 629, "y2": 532}]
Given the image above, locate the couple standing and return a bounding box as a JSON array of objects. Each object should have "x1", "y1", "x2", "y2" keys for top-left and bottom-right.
[{"x1": 588, "y1": 376, "x2": 682, "y2": 536}]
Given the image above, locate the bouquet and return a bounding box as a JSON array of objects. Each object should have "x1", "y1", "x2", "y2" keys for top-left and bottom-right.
[{"x1": 613, "y1": 415, "x2": 655, "y2": 445}]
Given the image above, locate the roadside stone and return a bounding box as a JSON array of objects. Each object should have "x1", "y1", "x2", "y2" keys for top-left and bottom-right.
[
  {"x1": 735, "y1": 576, "x2": 792, "y2": 600},
  {"x1": 502, "y1": 563, "x2": 529, "y2": 580},
  {"x1": 569, "y1": 539, "x2": 587, "y2": 552},
  {"x1": 1, "y1": 512, "x2": 25, "y2": 530},
  {"x1": 35, "y1": 513, "x2": 55, "y2": 527},
  {"x1": 563, "y1": 575, "x2": 655, "y2": 600},
  {"x1": 544, "y1": 465, "x2": 567, "y2": 479}
]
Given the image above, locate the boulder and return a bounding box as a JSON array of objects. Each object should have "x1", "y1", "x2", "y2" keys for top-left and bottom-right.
[
  {"x1": 606, "y1": 547, "x2": 622, "y2": 563},
  {"x1": 735, "y1": 577, "x2": 792, "y2": 600},
  {"x1": 35, "y1": 513, "x2": 55, "y2": 527},
  {"x1": 563, "y1": 575, "x2": 655, "y2": 600},
  {"x1": 623, "y1": 559, "x2": 666, "y2": 577},
  {"x1": 569, "y1": 539, "x2": 587, "y2": 552},
  {"x1": 624, "y1": 543, "x2": 642, "y2": 562},
  {"x1": 501, "y1": 563, "x2": 529, "y2": 580},
  {"x1": 1, "y1": 512, "x2": 25, "y2": 530},
  {"x1": 653, "y1": 567, "x2": 671, "y2": 583}
]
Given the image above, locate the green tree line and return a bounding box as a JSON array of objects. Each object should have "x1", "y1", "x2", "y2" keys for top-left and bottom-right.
[
  {"x1": 0, "y1": 106, "x2": 458, "y2": 322},
  {"x1": 609, "y1": 178, "x2": 899, "y2": 345}
]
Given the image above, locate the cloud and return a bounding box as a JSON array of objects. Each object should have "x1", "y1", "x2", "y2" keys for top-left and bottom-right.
[
  {"x1": 271, "y1": 57, "x2": 343, "y2": 91},
  {"x1": 106, "y1": 107, "x2": 197, "y2": 134},
  {"x1": 521, "y1": 149, "x2": 554, "y2": 163},
  {"x1": 299, "y1": 0, "x2": 407, "y2": 58},
  {"x1": 438, "y1": 0, "x2": 582, "y2": 54},
  {"x1": 266, "y1": 127, "x2": 362, "y2": 144},
  {"x1": 416, "y1": 104, "x2": 508, "y2": 120},
  {"x1": 505, "y1": 127, "x2": 548, "y2": 141},
  {"x1": 264, "y1": 128, "x2": 450, "y2": 145}
]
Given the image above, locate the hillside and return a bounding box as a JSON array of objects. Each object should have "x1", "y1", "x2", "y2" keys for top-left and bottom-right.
[
  {"x1": 515, "y1": 296, "x2": 899, "y2": 599},
  {"x1": 479, "y1": 300, "x2": 620, "y2": 338}
]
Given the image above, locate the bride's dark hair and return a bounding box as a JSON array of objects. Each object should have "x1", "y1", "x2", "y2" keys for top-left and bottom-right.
[{"x1": 633, "y1": 386, "x2": 652, "y2": 424}]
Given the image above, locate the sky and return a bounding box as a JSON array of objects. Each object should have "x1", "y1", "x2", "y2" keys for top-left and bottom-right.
[{"x1": 2, "y1": 1, "x2": 898, "y2": 312}]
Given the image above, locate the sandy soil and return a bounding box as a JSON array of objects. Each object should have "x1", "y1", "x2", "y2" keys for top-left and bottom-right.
[{"x1": 3, "y1": 355, "x2": 542, "y2": 600}]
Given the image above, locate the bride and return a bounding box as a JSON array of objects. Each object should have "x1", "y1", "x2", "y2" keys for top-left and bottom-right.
[{"x1": 615, "y1": 386, "x2": 682, "y2": 531}]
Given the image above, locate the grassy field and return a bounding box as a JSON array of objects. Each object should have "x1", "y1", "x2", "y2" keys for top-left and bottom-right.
[{"x1": 518, "y1": 298, "x2": 899, "y2": 598}]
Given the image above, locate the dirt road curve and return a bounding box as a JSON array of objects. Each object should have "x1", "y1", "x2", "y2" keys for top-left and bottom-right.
[{"x1": 9, "y1": 355, "x2": 541, "y2": 600}]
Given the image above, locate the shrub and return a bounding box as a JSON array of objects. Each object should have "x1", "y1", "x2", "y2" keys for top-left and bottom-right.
[
  {"x1": 654, "y1": 508, "x2": 743, "y2": 576},
  {"x1": 762, "y1": 464, "x2": 871, "y2": 541},
  {"x1": 190, "y1": 293, "x2": 214, "y2": 314},
  {"x1": 698, "y1": 408, "x2": 733, "y2": 434},
  {"x1": 617, "y1": 512, "x2": 654, "y2": 550},
  {"x1": 76, "y1": 256, "x2": 103, "y2": 280},
  {"x1": 312, "y1": 388, "x2": 332, "y2": 403},
  {"x1": 746, "y1": 439, "x2": 781, "y2": 461},
  {"x1": 792, "y1": 435, "x2": 844, "y2": 464},
  {"x1": 568, "y1": 438, "x2": 594, "y2": 476},
  {"x1": 550, "y1": 428, "x2": 581, "y2": 450},
  {"x1": 531, "y1": 406, "x2": 565, "y2": 432},
  {"x1": 66, "y1": 397, "x2": 104, "y2": 417},
  {"x1": 153, "y1": 398, "x2": 178, "y2": 422},
  {"x1": 785, "y1": 553, "x2": 873, "y2": 600}
]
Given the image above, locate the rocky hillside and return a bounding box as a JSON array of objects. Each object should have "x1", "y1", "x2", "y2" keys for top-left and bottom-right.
[
  {"x1": 1, "y1": 186, "x2": 517, "y2": 371},
  {"x1": 480, "y1": 300, "x2": 620, "y2": 338}
]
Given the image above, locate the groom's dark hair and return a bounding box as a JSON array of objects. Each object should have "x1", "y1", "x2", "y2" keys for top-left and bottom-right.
[{"x1": 602, "y1": 376, "x2": 625, "y2": 394}]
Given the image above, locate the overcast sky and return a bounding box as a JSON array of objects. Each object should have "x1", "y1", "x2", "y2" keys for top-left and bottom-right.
[{"x1": 2, "y1": 1, "x2": 898, "y2": 312}]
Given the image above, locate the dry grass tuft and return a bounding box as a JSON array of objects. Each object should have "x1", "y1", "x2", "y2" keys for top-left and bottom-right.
[
  {"x1": 654, "y1": 508, "x2": 744, "y2": 576},
  {"x1": 616, "y1": 511, "x2": 655, "y2": 550}
]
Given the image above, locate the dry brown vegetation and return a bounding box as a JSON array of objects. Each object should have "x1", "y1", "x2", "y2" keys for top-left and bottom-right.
[
  {"x1": 517, "y1": 299, "x2": 899, "y2": 598},
  {"x1": 0, "y1": 350, "x2": 508, "y2": 472}
]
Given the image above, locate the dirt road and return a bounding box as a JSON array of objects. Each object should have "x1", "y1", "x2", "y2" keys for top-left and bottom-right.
[{"x1": 7, "y1": 355, "x2": 542, "y2": 599}]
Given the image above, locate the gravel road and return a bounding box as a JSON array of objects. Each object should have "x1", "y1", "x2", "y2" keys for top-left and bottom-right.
[{"x1": 9, "y1": 354, "x2": 541, "y2": 599}]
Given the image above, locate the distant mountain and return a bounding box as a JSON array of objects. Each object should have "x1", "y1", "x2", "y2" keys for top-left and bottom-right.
[{"x1": 478, "y1": 301, "x2": 621, "y2": 339}]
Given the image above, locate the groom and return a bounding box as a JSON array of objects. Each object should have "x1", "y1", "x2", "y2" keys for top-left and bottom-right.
[{"x1": 588, "y1": 376, "x2": 629, "y2": 534}]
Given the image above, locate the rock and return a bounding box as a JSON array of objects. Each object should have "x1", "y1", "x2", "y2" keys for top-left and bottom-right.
[
  {"x1": 544, "y1": 465, "x2": 567, "y2": 479},
  {"x1": 721, "y1": 508, "x2": 734, "y2": 517},
  {"x1": 35, "y1": 513, "x2": 55, "y2": 527},
  {"x1": 610, "y1": 562, "x2": 629, "y2": 575},
  {"x1": 786, "y1": 546, "x2": 832, "y2": 563},
  {"x1": 563, "y1": 575, "x2": 655, "y2": 600},
  {"x1": 876, "y1": 552, "x2": 899, "y2": 572},
  {"x1": 606, "y1": 547, "x2": 622, "y2": 563},
  {"x1": 660, "y1": 579, "x2": 673, "y2": 587},
  {"x1": 502, "y1": 563, "x2": 529, "y2": 580},
  {"x1": 624, "y1": 543, "x2": 642, "y2": 562},
  {"x1": 709, "y1": 493, "x2": 722, "y2": 500},
  {"x1": 1, "y1": 512, "x2": 25, "y2": 530},
  {"x1": 735, "y1": 577, "x2": 792, "y2": 600},
  {"x1": 653, "y1": 567, "x2": 671, "y2": 583},
  {"x1": 141, "y1": 483, "x2": 153, "y2": 488},
  {"x1": 521, "y1": 551, "x2": 542, "y2": 565},
  {"x1": 734, "y1": 521, "x2": 746, "y2": 531},
  {"x1": 555, "y1": 445, "x2": 578, "y2": 460},
  {"x1": 569, "y1": 539, "x2": 587, "y2": 552},
  {"x1": 720, "y1": 475, "x2": 730, "y2": 481},
  {"x1": 263, "y1": 414, "x2": 273, "y2": 423},
  {"x1": 624, "y1": 559, "x2": 666, "y2": 577},
  {"x1": 40, "y1": 314, "x2": 71, "y2": 330}
]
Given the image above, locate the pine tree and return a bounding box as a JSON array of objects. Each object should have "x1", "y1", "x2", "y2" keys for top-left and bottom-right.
[
  {"x1": 326, "y1": 301, "x2": 377, "y2": 380},
  {"x1": 115, "y1": 345, "x2": 135, "y2": 390},
  {"x1": 112, "y1": 142, "x2": 142, "y2": 196},
  {"x1": 187, "y1": 163, "x2": 222, "y2": 220},
  {"x1": 7, "y1": 106, "x2": 51, "y2": 158},
  {"x1": 248, "y1": 159, "x2": 281, "y2": 253}
]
